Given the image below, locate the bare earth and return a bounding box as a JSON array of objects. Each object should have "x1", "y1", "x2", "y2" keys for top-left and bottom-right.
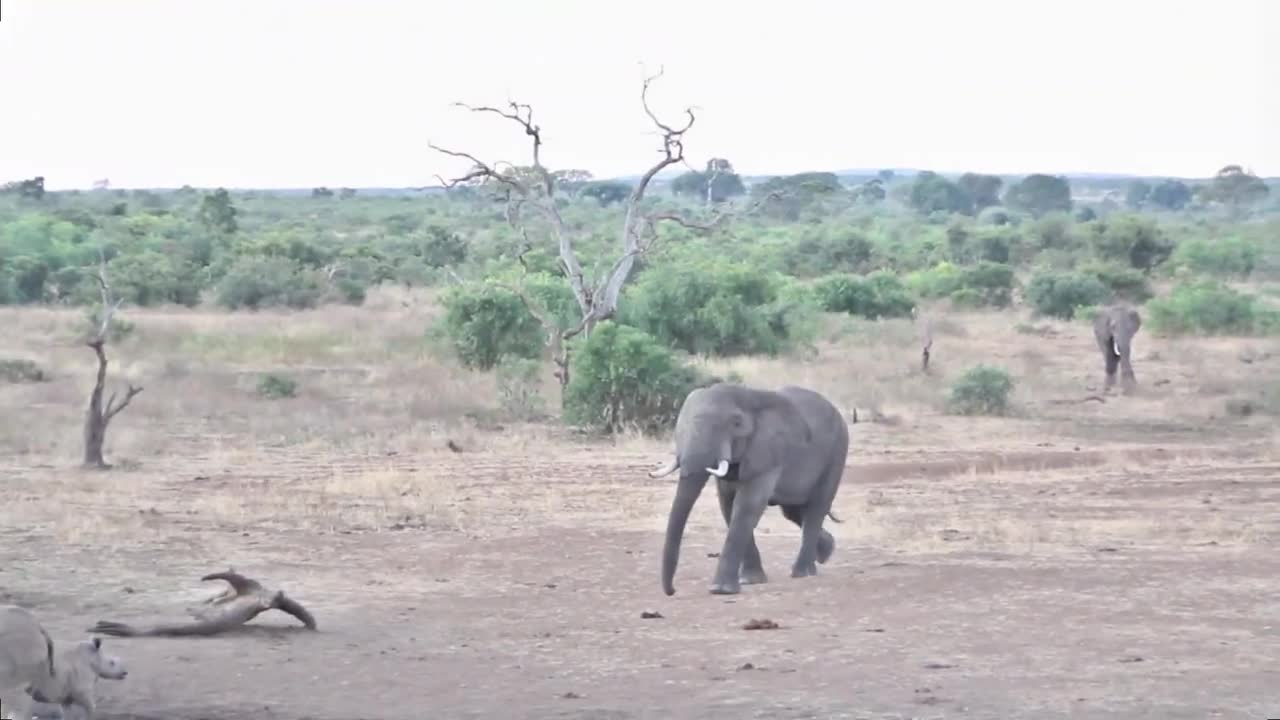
[{"x1": 2, "y1": 296, "x2": 1279, "y2": 719}]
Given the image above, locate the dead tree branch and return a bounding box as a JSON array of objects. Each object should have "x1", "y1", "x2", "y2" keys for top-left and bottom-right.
[
  {"x1": 914, "y1": 307, "x2": 934, "y2": 373},
  {"x1": 429, "y1": 67, "x2": 767, "y2": 388},
  {"x1": 82, "y1": 250, "x2": 142, "y2": 469}
]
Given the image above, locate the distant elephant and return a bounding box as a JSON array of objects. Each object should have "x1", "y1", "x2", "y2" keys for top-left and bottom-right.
[
  {"x1": 1092, "y1": 304, "x2": 1142, "y2": 392},
  {"x1": 648, "y1": 383, "x2": 850, "y2": 596}
]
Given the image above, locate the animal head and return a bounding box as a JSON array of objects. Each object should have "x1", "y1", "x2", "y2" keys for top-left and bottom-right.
[{"x1": 76, "y1": 637, "x2": 128, "y2": 680}]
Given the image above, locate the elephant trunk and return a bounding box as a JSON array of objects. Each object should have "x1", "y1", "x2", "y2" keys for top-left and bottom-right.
[{"x1": 661, "y1": 471, "x2": 709, "y2": 596}]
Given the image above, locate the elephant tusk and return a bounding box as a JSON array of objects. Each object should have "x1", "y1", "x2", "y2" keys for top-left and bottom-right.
[
  {"x1": 648, "y1": 457, "x2": 679, "y2": 479},
  {"x1": 706, "y1": 459, "x2": 729, "y2": 477},
  {"x1": 1113, "y1": 339, "x2": 1121, "y2": 355}
]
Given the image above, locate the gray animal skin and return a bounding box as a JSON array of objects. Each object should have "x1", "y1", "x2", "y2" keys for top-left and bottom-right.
[
  {"x1": 649, "y1": 383, "x2": 850, "y2": 596},
  {"x1": 0, "y1": 605, "x2": 127, "y2": 720},
  {"x1": 1092, "y1": 304, "x2": 1142, "y2": 393}
]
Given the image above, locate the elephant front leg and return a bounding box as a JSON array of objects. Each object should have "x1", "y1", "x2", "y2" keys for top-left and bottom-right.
[
  {"x1": 716, "y1": 480, "x2": 767, "y2": 586},
  {"x1": 1101, "y1": 346, "x2": 1120, "y2": 391},
  {"x1": 710, "y1": 474, "x2": 774, "y2": 595},
  {"x1": 1119, "y1": 350, "x2": 1137, "y2": 393}
]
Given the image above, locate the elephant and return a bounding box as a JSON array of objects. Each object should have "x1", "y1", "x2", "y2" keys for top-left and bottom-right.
[
  {"x1": 648, "y1": 382, "x2": 850, "y2": 596},
  {"x1": 1092, "y1": 304, "x2": 1142, "y2": 393}
]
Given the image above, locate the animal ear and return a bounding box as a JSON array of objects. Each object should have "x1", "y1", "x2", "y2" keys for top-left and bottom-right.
[{"x1": 742, "y1": 394, "x2": 808, "y2": 470}]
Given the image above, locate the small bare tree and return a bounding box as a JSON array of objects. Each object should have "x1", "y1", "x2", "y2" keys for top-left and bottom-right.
[
  {"x1": 913, "y1": 306, "x2": 934, "y2": 373},
  {"x1": 429, "y1": 68, "x2": 756, "y2": 387},
  {"x1": 82, "y1": 254, "x2": 142, "y2": 469}
]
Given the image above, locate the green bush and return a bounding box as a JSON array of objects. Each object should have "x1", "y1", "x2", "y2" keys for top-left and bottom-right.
[
  {"x1": 494, "y1": 357, "x2": 547, "y2": 421},
  {"x1": 623, "y1": 259, "x2": 817, "y2": 356},
  {"x1": 1170, "y1": 236, "x2": 1261, "y2": 278},
  {"x1": 108, "y1": 251, "x2": 203, "y2": 307},
  {"x1": 949, "y1": 287, "x2": 984, "y2": 309},
  {"x1": 904, "y1": 262, "x2": 963, "y2": 298},
  {"x1": 441, "y1": 281, "x2": 550, "y2": 371},
  {"x1": 958, "y1": 261, "x2": 1015, "y2": 308},
  {"x1": 1147, "y1": 281, "x2": 1280, "y2": 336},
  {"x1": 256, "y1": 373, "x2": 297, "y2": 399},
  {"x1": 1089, "y1": 214, "x2": 1175, "y2": 272},
  {"x1": 562, "y1": 321, "x2": 715, "y2": 434},
  {"x1": 214, "y1": 256, "x2": 327, "y2": 310},
  {"x1": 812, "y1": 271, "x2": 914, "y2": 319},
  {"x1": 947, "y1": 365, "x2": 1015, "y2": 416},
  {"x1": 0, "y1": 358, "x2": 47, "y2": 383},
  {"x1": 1079, "y1": 261, "x2": 1154, "y2": 303},
  {"x1": 905, "y1": 261, "x2": 1014, "y2": 308},
  {"x1": 1025, "y1": 270, "x2": 1110, "y2": 320}
]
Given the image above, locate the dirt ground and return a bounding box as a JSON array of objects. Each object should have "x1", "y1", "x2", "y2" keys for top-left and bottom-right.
[{"x1": 2, "y1": 296, "x2": 1279, "y2": 719}]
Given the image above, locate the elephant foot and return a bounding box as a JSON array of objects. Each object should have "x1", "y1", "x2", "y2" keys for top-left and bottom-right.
[
  {"x1": 710, "y1": 581, "x2": 741, "y2": 595},
  {"x1": 817, "y1": 531, "x2": 835, "y2": 564},
  {"x1": 740, "y1": 568, "x2": 769, "y2": 585},
  {"x1": 790, "y1": 561, "x2": 818, "y2": 578}
]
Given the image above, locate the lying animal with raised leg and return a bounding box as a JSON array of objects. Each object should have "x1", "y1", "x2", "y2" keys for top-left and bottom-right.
[
  {"x1": 1092, "y1": 304, "x2": 1141, "y2": 393},
  {"x1": 649, "y1": 382, "x2": 851, "y2": 596},
  {"x1": 0, "y1": 605, "x2": 128, "y2": 720},
  {"x1": 89, "y1": 570, "x2": 316, "y2": 637}
]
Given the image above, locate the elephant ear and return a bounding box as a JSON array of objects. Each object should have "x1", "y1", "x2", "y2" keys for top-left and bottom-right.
[
  {"x1": 740, "y1": 392, "x2": 811, "y2": 473},
  {"x1": 1127, "y1": 308, "x2": 1142, "y2": 332}
]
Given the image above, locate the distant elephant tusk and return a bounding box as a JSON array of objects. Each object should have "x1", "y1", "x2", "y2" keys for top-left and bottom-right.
[
  {"x1": 648, "y1": 457, "x2": 679, "y2": 479},
  {"x1": 1113, "y1": 339, "x2": 1120, "y2": 355},
  {"x1": 706, "y1": 459, "x2": 729, "y2": 477}
]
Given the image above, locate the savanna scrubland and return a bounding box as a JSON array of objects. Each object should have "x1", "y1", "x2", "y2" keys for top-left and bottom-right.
[{"x1": 2, "y1": 109, "x2": 1279, "y2": 718}]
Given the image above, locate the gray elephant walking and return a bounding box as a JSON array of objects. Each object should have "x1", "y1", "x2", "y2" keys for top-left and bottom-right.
[
  {"x1": 1092, "y1": 304, "x2": 1142, "y2": 393},
  {"x1": 648, "y1": 383, "x2": 850, "y2": 596}
]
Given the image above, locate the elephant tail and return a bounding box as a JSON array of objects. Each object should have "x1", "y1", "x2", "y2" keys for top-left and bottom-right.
[{"x1": 827, "y1": 510, "x2": 844, "y2": 524}]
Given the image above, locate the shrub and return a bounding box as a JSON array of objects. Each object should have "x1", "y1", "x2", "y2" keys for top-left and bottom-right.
[
  {"x1": 256, "y1": 373, "x2": 297, "y2": 399},
  {"x1": 214, "y1": 256, "x2": 327, "y2": 310},
  {"x1": 1025, "y1": 270, "x2": 1110, "y2": 320},
  {"x1": 781, "y1": 227, "x2": 873, "y2": 277},
  {"x1": 623, "y1": 259, "x2": 817, "y2": 356},
  {"x1": 905, "y1": 261, "x2": 1014, "y2": 308},
  {"x1": 904, "y1": 262, "x2": 963, "y2": 298},
  {"x1": 949, "y1": 287, "x2": 984, "y2": 309},
  {"x1": 0, "y1": 358, "x2": 47, "y2": 383},
  {"x1": 812, "y1": 271, "x2": 914, "y2": 319},
  {"x1": 441, "y1": 282, "x2": 546, "y2": 371},
  {"x1": 1089, "y1": 214, "x2": 1176, "y2": 272},
  {"x1": 107, "y1": 250, "x2": 203, "y2": 307},
  {"x1": 494, "y1": 357, "x2": 547, "y2": 421},
  {"x1": 1147, "y1": 281, "x2": 1280, "y2": 336},
  {"x1": 1079, "y1": 262, "x2": 1154, "y2": 303},
  {"x1": 562, "y1": 321, "x2": 714, "y2": 434},
  {"x1": 947, "y1": 365, "x2": 1015, "y2": 416},
  {"x1": 1170, "y1": 236, "x2": 1261, "y2": 278},
  {"x1": 958, "y1": 261, "x2": 1015, "y2": 308}
]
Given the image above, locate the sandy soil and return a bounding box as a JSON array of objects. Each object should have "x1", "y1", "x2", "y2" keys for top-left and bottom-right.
[{"x1": 4, "y1": 440, "x2": 1279, "y2": 720}]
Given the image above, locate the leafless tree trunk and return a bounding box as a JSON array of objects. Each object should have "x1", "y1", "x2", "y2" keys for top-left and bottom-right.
[
  {"x1": 429, "y1": 68, "x2": 760, "y2": 389},
  {"x1": 914, "y1": 307, "x2": 934, "y2": 374},
  {"x1": 82, "y1": 254, "x2": 142, "y2": 469}
]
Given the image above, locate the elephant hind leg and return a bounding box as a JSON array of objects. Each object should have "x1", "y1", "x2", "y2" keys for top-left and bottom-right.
[{"x1": 781, "y1": 504, "x2": 835, "y2": 570}]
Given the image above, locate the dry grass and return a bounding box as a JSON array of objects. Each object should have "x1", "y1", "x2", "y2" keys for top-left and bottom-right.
[
  {"x1": 3, "y1": 286, "x2": 1279, "y2": 718},
  {"x1": 2, "y1": 285, "x2": 1277, "y2": 549}
]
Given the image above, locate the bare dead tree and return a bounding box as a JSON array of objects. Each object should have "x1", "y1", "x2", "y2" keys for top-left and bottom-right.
[
  {"x1": 82, "y1": 253, "x2": 142, "y2": 469},
  {"x1": 914, "y1": 306, "x2": 934, "y2": 373},
  {"x1": 429, "y1": 67, "x2": 760, "y2": 387}
]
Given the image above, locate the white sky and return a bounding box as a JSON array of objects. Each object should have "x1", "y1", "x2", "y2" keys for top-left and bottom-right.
[{"x1": 1, "y1": 0, "x2": 1275, "y2": 189}]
